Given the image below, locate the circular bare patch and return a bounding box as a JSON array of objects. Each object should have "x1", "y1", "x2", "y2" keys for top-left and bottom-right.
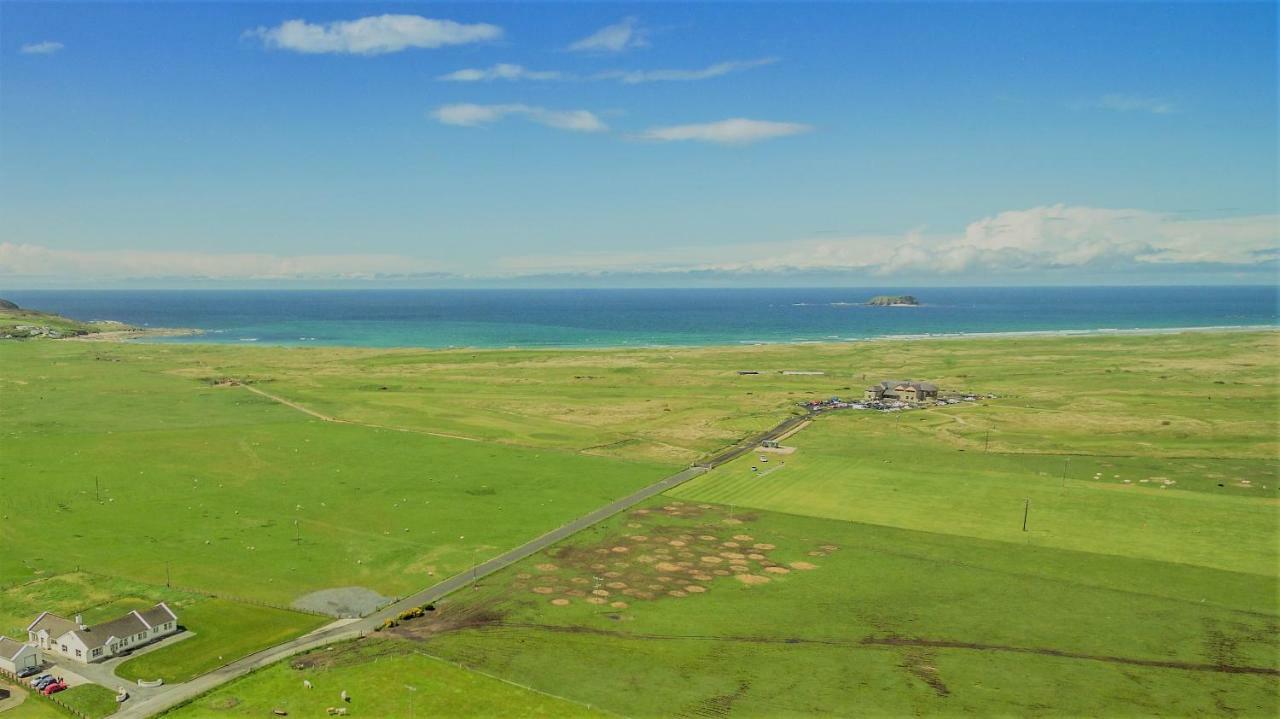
[
  {"x1": 655, "y1": 562, "x2": 682, "y2": 572},
  {"x1": 721, "y1": 541, "x2": 740, "y2": 548},
  {"x1": 590, "y1": 563, "x2": 606, "y2": 570},
  {"x1": 684, "y1": 585, "x2": 707, "y2": 593},
  {"x1": 735, "y1": 574, "x2": 771, "y2": 586},
  {"x1": 611, "y1": 546, "x2": 630, "y2": 554},
  {"x1": 808, "y1": 551, "x2": 825, "y2": 557},
  {"x1": 669, "y1": 540, "x2": 686, "y2": 547},
  {"x1": 729, "y1": 565, "x2": 750, "y2": 573},
  {"x1": 668, "y1": 590, "x2": 688, "y2": 598},
  {"x1": 629, "y1": 535, "x2": 648, "y2": 542},
  {"x1": 627, "y1": 522, "x2": 643, "y2": 528},
  {"x1": 820, "y1": 545, "x2": 839, "y2": 552},
  {"x1": 551, "y1": 598, "x2": 570, "y2": 606},
  {"x1": 691, "y1": 572, "x2": 713, "y2": 581},
  {"x1": 592, "y1": 589, "x2": 610, "y2": 597},
  {"x1": 733, "y1": 535, "x2": 754, "y2": 542},
  {"x1": 700, "y1": 556, "x2": 723, "y2": 564},
  {"x1": 722, "y1": 518, "x2": 743, "y2": 525},
  {"x1": 728, "y1": 558, "x2": 748, "y2": 566},
  {"x1": 698, "y1": 535, "x2": 717, "y2": 541},
  {"x1": 633, "y1": 509, "x2": 650, "y2": 515},
  {"x1": 565, "y1": 589, "x2": 587, "y2": 597},
  {"x1": 604, "y1": 570, "x2": 622, "y2": 578},
  {"x1": 712, "y1": 569, "x2": 730, "y2": 576},
  {"x1": 535, "y1": 563, "x2": 557, "y2": 572},
  {"x1": 610, "y1": 601, "x2": 629, "y2": 609},
  {"x1": 752, "y1": 543, "x2": 776, "y2": 550},
  {"x1": 747, "y1": 553, "x2": 766, "y2": 561},
  {"x1": 720, "y1": 552, "x2": 746, "y2": 559},
  {"x1": 636, "y1": 555, "x2": 656, "y2": 564},
  {"x1": 648, "y1": 584, "x2": 664, "y2": 590},
  {"x1": 764, "y1": 566, "x2": 791, "y2": 575},
  {"x1": 571, "y1": 577, "x2": 589, "y2": 585},
  {"x1": 606, "y1": 581, "x2": 627, "y2": 589},
  {"x1": 516, "y1": 573, "x2": 532, "y2": 580},
  {"x1": 790, "y1": 561, "x2": 817, "y2": 570},
  {"x1": 656, "y1": 576, "x2": 674, "y2": 583},
  {"x1": 532, "y1": 586, "x2": 555, "y2": 594},
  {"x1": 586, "y1": 597, "x2": 607, "y2": 605}
]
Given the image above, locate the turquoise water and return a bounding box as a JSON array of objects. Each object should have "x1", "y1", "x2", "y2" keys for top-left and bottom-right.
[{"x1": 5, "y1": 287, "x2": 1275, "y2": 349}]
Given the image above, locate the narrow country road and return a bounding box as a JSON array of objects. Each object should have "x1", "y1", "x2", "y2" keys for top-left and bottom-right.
[{"x1": 115, "y1": 403, "x2": 813, "y2": 718}]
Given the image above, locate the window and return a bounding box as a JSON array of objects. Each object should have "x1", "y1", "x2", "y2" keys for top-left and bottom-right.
[
  {"x1": 60, "y1": 644, "x2": 66, "y2": 652},
  {"x1": 92, "y1": 648, "x2": 102, "y2": 657},
  {"x1": 75, "y1": 649, "x2": 82, "y2": 658}
]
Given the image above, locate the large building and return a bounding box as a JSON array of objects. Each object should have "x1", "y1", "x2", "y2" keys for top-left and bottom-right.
[
  {"x1": 26, "y1": 602, "x2": 179, "y2": 664},
  {"x1": 863, "y1": 379, "x2": 940, "y2": 403}
]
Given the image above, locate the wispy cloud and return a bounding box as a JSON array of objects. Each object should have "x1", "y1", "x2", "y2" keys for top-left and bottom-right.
[
  {"x1": 1093, "y1": 93, "x2": 1177, "y2": 114},
  {"x1": 439, "y1": 58, "x2": 776, "y2": 84},
  {"x1": 636, "y1": 118, "x2": 812, "y2": 145},
  {"x1": 430, "y1": 103, "x2": 607, "y2": 132},
  {"x1": 244, "y1": 15, "x2": 501, "y2": 55},
  {"x1": 20, "y1": 41, "x2": 64, "y2": 55},
  {"x1": 437, "y1": 64, "x2": 567, "y2": 82},
  {"x1": 595, "y1": 58, "x2": 777, "y2": 84},
  {"x1": 568, "y1": 17, "x2": 647, "y2": 53}
]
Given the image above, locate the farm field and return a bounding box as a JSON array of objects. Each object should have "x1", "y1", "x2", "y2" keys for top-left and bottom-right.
[
  {"x1": 163, "y1": 638, "x2": 600, "y2": 718},
  {"x1": 1, "y1": 329, "x2": 1276, "y2": 715},
  {"x1": 669, "y1": 410, "x2": 1278, "y2": 575},
  {"x1": 284, "y1": 497, "x2": 1279, "y2": 716}
]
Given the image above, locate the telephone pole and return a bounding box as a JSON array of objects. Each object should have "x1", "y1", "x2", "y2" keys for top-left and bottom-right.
[{"x1": 1021, "y1": 499, "x2": 1030, "y2": 532}]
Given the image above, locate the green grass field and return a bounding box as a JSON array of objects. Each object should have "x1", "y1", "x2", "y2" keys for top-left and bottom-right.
[
  {"x1": 2, "y1": 329, "x2": 1276, "y2": 715},
  {"x1": 54, "y1": 684, "x2": 119, "y2": 719},
  {"x1": 164, "y1": 638, "x2": 600, "y2": 718}
]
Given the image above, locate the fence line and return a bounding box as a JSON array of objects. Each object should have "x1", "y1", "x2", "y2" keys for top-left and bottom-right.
[{"x1": 0, "y1": 665, "x2": 89, "y2": 719}]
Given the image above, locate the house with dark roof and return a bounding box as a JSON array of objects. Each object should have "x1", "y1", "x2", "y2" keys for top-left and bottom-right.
[
  {"x1": 0, "y1": 635, "x2": 41, "y2": 674},
  {"x1": 863, "y1": 379, "x2": 940, "y2": 403},
  {"x1": 26, "y1": 602, "x2": 178, "y2": 664}
]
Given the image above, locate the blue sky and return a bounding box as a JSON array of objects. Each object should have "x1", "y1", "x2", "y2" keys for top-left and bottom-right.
[{"x1": 1, "y1": 1, "x2": 1276, "y2": 287}]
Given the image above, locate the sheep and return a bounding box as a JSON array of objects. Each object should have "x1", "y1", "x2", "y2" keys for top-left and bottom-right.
[
  {"x1": 302, "y1": 679, "x2": 312, "y2": 689},
  {"x1": 340, "y1": 689, "x2": 350, "y2": 702}
]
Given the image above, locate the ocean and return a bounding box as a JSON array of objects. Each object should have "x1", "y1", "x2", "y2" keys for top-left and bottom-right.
[{"x1": 4, "y1": 287, "x2": 1276, "y2": 349}]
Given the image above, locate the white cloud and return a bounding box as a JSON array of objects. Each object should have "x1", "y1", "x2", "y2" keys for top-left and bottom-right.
[
  {"x1": 0, "y1": 243, "x2": 442, "y2": 281},
  {"x1": 245, "y1": 15, "x2": 501, "y2": 55},
  {"x1": 20, "y1": 41, "x2": 64, "y2": 55},
  {"x1": 1094, "y1": 93, "x2": 1176, "y2": 114},
  {"x1": 430, "y1": 103, "x2": 607, "y2": 132},
  {"x1": 568, "y1": 17, "x2": 647, "y2": 53},
  {"x1": 497, "y1": 206, "x2": 1279, "y2": 276},
  {"x1": 636, "y1": 118, "x2": 813, "y2": 145},
  {"x1": 595, "y1": 58, "x2": 777, "y2": 84},
  {"x1": 437, "y1": 64, "x2": 567, "y2": 82},
  {"x1": 439, "y1": 58, "x2": 775, "y2": 84}
]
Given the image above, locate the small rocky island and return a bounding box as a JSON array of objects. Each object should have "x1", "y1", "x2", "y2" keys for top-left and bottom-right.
[{"x1": 866, "y1": 295, "x2": 920, "y2": 307}]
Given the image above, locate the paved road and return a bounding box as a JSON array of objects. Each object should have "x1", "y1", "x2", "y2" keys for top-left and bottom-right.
[
  {"x1": 117, "y1": 409, "x2": 814, "y2": 718},
  {"x1": 116, "y1": 465, "x2": 707, "y2": 718}
]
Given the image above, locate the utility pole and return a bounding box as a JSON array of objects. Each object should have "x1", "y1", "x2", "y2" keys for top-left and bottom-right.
[
  {"x1": 95, "y1": 477, "x2": 100, "y2": 503},
  {"x1": 165, "y1": 561, "x2": 171, "y2": 588},
  {"x1": 1021, "y1": 499, "x2": 1030, "y2": 532}
]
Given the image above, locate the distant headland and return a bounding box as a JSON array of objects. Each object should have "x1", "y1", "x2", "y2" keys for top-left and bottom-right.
[
  {"x1": 866, "y1": 295, "x2": 919, "y2": 307},
  {"x1": 0, "y1": 298, "x2": 196, "y2": 341}
]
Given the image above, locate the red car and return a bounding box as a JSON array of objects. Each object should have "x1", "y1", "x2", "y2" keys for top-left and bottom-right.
[{"x1": 44, "y1": 681, "x2": 67, "y2": 696}]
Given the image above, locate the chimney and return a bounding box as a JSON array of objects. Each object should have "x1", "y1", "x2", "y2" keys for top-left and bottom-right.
[{"x1": 75, "y1": 614, "x2": 86, "y2": 629}]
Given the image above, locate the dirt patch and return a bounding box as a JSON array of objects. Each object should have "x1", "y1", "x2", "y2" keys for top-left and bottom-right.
[
  {"x1": 292, "y1": 586, "x2": 392, "y2": 617},
  {"x1": 790, "y1": 561, "x2": 817, "y2": 570},
  {"x1": 735, "y1": 574, "x2": 771, "y2": 586}
]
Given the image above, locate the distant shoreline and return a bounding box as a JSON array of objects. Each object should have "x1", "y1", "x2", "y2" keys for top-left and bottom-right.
[{"x1": 118, "y1": 323, "x2": 1279, "y2": 351}]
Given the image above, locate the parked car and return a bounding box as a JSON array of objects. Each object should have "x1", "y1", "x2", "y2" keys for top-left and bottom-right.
[
  {"x1": 16, "y1": 665, "x2": 42, "y2": 678},
  {"x1": 28, "y1": 673, "x2": 51, "y2": 688},
  {"x1": 32, "y1": 675, "x2": 57, "y2": 690},
  {"x1": 44, "y1": 680, "x2": 68, "y2": 696}
]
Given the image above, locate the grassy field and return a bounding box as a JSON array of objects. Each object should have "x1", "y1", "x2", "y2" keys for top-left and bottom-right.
[
  {"x1": 387, "y1": 497, "x2": 1277, "y2": 716},
  {"x1": 115, "y1": 599, "x2": 326, "y2": 684},
  {"x1": 669, "y1": 410, "x2": 1278, "y2": 575},
  {"x1": 2, "y1": 329, "x2": 1276, "y2": 714},
  {"x1": 164, "y1": 638, "x2": 601, "y2": 718},
  {"x1": 55, "y1": 684, "x2": 119, "y2": 719}
]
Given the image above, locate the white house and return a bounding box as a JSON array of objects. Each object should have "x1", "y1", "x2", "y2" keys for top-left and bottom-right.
[
  {"x1": 27, "y1": 602, "x2": 179, "y2": 664},
  {"x1": 0, "y1": 636, "x2": 41, "y2": 674}
]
